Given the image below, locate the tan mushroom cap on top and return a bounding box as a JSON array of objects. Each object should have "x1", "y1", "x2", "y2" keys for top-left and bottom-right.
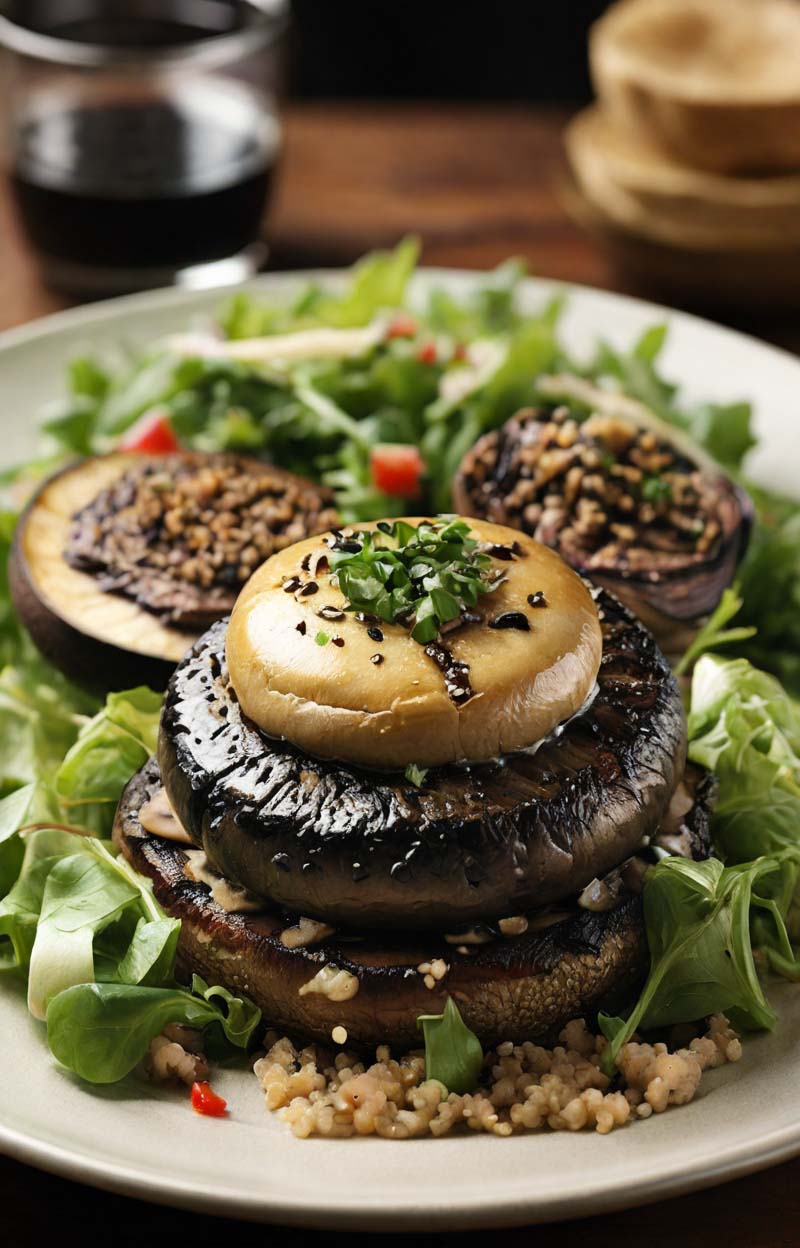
[{"x1": 226, "y1": 518, "x2": 602, "y2": 770}]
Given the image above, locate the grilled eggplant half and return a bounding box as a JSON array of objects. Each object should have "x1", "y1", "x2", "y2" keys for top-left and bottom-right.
[
  {"x1": 453, "y1": 384, "x2": 752, "y2": 654},
  {"x1": 159, "y1": 588, "x2": 686, "y2": 930},
  {"x1": 114, "y1": 757, "x2": 715, "y2": 1048},
  {"x1": 10, "y1": 451, "x2": 338, "y2": 692}
]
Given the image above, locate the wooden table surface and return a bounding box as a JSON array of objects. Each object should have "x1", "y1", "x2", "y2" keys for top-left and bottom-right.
[{"x1": 2, "y1": 102, "x2": 799, "y2": 1245}]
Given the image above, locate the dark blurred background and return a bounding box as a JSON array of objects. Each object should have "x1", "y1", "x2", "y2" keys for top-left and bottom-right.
[{"x1": 288, "y1": 0, "x2": 608, "y2": 101}]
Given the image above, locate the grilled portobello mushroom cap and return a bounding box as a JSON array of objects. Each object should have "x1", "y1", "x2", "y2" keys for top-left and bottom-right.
[
  {"x1": 113, "y1": 757, "x2": 715, "y2": 1048},
  {"x1": 453, "y1": 393, "x2": 752, "y2": 653},
  {"x1": 10, "y1": 451, "x2": 338, "y2": 692},
  {"x1": 159, "y1": 587, "x2": 686, "y2": 930}
]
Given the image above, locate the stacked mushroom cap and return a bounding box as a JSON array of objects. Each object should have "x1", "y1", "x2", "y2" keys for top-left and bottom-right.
[{"x1": 114, "y1": 517, "x2": 709, "y2": 1047}]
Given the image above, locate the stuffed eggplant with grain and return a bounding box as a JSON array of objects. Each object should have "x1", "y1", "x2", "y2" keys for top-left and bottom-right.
[
  {"x1": 10, "y1": 451, "x2": 338, "y2": 691},
  {"x1": 113, "y1": 514, "x2": 717, "y2": 1048},
  {"x1": 453, "y1": 376, "x2": 752, "y2": 654}
]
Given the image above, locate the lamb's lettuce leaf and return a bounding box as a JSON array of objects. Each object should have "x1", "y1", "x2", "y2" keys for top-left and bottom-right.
[{"x1": 47, "y1": 977, "x2": 261, "y2": 1084}]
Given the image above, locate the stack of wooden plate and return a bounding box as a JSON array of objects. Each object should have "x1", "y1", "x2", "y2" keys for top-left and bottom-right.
[{"x1": 565, "y1": 0, "x2": 800, "y2": 307}]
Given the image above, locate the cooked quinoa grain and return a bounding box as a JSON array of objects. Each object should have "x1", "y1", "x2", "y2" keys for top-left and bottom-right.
[{"x1": 253, "y1": 1015, "x2": 741, "y2": 1139}]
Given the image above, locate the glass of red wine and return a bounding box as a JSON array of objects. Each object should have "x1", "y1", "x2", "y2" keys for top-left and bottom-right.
[{"x1": 0, "y1": 0, "x2": 288, "y2": 296}]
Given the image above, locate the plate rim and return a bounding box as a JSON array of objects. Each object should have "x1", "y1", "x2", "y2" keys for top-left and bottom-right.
[
  {"x1": 2, "y1": 266, "x2": 800, "y2": 1229},
  {"x1": 1, "y1": 1106, "x2": 799, "y2": 1230}
]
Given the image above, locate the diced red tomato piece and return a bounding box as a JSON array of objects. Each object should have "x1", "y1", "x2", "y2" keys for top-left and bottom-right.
[
  {"x1": 120, "y1": 408, "x2": 180, "y2": 454},
  {"x1": 386, "y1": 313, "x2": 419, "y2": 340},
  {"x1": 416, "y1": 341, "x2": 438, "y2": 365},
  {"x1": 371, "y1": 443, "x2": 425, "y2": 498},
  {"x1": 191, "y1": 1080, "x2": 228, "y2": 1117}
]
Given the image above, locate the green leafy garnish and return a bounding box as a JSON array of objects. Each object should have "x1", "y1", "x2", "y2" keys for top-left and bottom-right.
[
  {"x1": 599, "y1": 851, "x2": 797, "y2": 1075},
  {"x1": 47, "y1": 975, "x2": 261, "y2": 1084},
  {"x1": 315, "y1": 631, "x2": 330, "y2": 646},
  {"x1": 329, "y1": 516, "x2": 502, "y2": 644},
  {"x1": 641, "y1": 475, "x2": 673, "y2": 504},
  {"x1": 418, "y1": 996, "x2": 483, "y2": 1094},
  {"x1": 404, "y1": 763, "x2": 428, "y2": 787},
  {"x1": 687, "y1": 653, "x2": 800, "y2": 861},
  {"x1": 674, "y1": 588, "x2": 756, "y2": 676}
]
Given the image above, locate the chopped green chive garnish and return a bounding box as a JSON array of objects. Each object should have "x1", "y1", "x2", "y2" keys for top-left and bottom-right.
[
  {"x1": 328, "y1": 517, "x2": 504, "y2": 644},
  {"x1": 405, "y1": 762, "x2": 429, "y2": 787},
  {"x1": 642, "y1": 475, "x2": 672, "y2": 504},
  {"x1": 315, "y1": 631, "x2": 330, "y2": 646}
]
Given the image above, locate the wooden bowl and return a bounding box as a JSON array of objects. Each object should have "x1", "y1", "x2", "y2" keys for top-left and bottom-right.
[
  {"x1": 565, "y1": 105, "x2": 800, "y2": 251},
  {"x1": 591, "y1": 0, "x2": 800, "y2": 175},
  {"x1": 563, "y1": 172, "x2": 800, "y2": 311}
]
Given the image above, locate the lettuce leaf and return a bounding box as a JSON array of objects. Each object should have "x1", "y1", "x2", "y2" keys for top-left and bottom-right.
[
  {"x1": 600, "y1": 851, "x2": 798, "y2": 1073},
  {"x1": 47, "y1": 978, "x2": 261, "y2": 1084},
  {"x1": 418, "y1": 997, "x2": 484, "y2": 1094},
  {"x1": 55, "y1": 687, "x2": 162, "y2": 835},
  {"x1": 687, "y1": 654, "x2": 800, "y2": 862}
]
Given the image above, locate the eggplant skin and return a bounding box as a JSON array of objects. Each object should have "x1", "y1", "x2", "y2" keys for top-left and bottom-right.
[
  {"x1": 159, "y1": 588, "x2": 687, "y2": 931},
  {"x1": 115, "y1": 757, "x2": 649, "y2": 1049}
]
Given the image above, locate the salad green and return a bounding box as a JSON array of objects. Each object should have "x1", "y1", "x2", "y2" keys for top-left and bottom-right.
[
  {"x1": 34, "y1": 239, "x2": 799, "y2": 690},
  {"x1": 0, "y1": 242, "x2": 799, "y2": 1092}
]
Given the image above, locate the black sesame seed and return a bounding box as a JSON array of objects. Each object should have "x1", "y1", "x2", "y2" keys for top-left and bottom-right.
[
  {"x1": 489, "y1": 611, "x2": 530, "y2": 631},
  {"x1": 332, "y1": 636, "x2": 345, "y2": 647},
  {"x1": 367, "y1": 625, "x2": 384, "y2": 643},
  {"x1": 282, "y1": 576, "x2": 302, "y2": 593},
  {"x1": 370, "y1": 653, "x2": 383, "y2": 665},
  {"x1": 527, "y1": 591, "x2": 548, "y2": 608},
  {"x1": 318, "y1": 605, "x2": 344, "y2": 621},
  {"x1": 295, "y1": 620, "x2": 307, "y2": 635},
  {"x1": 299, "y1": 581, "x2": 319, "y2": 597}
]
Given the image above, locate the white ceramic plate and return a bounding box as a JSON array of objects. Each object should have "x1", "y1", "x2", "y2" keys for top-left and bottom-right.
[{"x1": 1, "y1": 271, "x2": 799, "y2": 1230}]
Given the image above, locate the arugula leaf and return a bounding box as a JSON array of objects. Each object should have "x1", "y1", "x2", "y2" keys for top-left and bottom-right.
[
  {"x1": 311, "y1": 236, "x2": 419, "y2": 328},
  {"x1": 736, "y1": 498, "x2": 800, "y2": 695},
  {"x1": 600, "y1": 853, "x2": 794, "y2": 1074},
  {"x1": 47, "y1": 979, "x2": 261, "y2": 1084},
  {"x1": 691, "y1": 402, "x2": 757, "y2": 471},
  {"x1": 674, "y1": 588, "x2": 756, "y2": 676},
  {"x1": 687, "y1": 654, "x2": 800, "y2": 861},
  {"x1": 221, "y1": 238, "x2": 419, "y2": 339},
  {"x1": 418, "y1": 997, "x2": 483, "y2": 1094}
]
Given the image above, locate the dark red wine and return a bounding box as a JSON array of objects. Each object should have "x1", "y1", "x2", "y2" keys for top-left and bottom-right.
[{"x1": 11, "y1": 82, "x2": 279, "y2": 278}]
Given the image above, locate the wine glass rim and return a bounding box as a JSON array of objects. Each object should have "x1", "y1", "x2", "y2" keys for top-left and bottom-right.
[{"x1": 0, "y1": 0, "x2": 288, "y2": 68}]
